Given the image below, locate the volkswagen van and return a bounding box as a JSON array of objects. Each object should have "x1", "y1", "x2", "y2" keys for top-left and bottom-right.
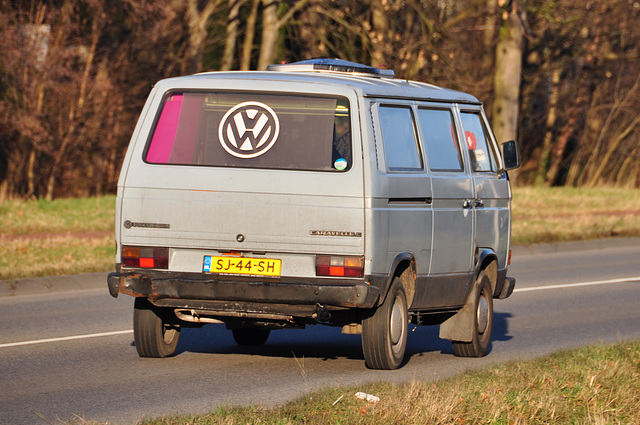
[{"x1": 107, "y1": 59, "x2": 520, "y2": 369}]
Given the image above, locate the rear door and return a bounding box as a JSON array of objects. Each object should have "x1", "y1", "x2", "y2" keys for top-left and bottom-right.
[{"x1": 118, "y1": 82, "x2": 365, "y2": 276}]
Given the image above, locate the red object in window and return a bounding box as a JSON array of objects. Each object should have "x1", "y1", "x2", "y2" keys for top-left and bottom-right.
[{"x1": 465, "y1": 131, "x2": 477, "y2": 150}]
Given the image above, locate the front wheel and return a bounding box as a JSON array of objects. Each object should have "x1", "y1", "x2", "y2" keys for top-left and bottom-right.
[
  {"x1": 452, "y1": 271, "x2": 493, "y2": 357},
  {"x1": 133, "y1": 297, "x2": 181, "y2": 358},
  {"x1": 362, "y1": 278, "x2": 408, "y2": 370}
]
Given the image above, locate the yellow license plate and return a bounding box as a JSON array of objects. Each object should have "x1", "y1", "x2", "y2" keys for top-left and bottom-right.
[{"x1": 203, "y1": 256, "x2": 281, "y2": 277}]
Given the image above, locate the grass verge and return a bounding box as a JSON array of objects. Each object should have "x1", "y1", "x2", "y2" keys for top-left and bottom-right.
[
  {"x1": 63, "y1": 341, "x2": 639, "y2": 425},
  {"x1": 511, "y1": 186, "x2": 640, "y2": 245},
  {"x1": 1, "y1": 187, "x2": 640, "y2": 279},
  {"x1": 0, "y1": 195, "x2": 114, "y2": 234},
  {"x1": 0, "y1": 234, "x2": 114, "y2": 280},
  {"x1": 0, "y1": 196, "x2": 115, "y2": 280}
]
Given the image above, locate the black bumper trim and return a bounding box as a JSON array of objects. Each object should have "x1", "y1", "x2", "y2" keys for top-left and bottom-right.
[
  {"x1": 107, "y1": 271, "x2": 380, "y2": 311},
  {"x1": 498, "y1": 276, "x2": 516, "y2": 299}
]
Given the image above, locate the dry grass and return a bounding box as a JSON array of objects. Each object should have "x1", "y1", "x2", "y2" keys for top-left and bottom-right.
[
  {"x1": 0, "y1": 196, "x2": 114, "y2": 235},
  {"x1": 0, "y1": 196, "x2": 115, "y2": 280},
  {"x1": 1, "y1": 188, "x2": 640, "y2": 279},
  {"x1": 0, "y1": 234, "x2": 114, "y2": 280},
  {"x1": 129, "y1": 341, "x2": 640, "y2": 425},
  {"x1": 511, "y1": 186, "x2": 640, "y2": 244}
]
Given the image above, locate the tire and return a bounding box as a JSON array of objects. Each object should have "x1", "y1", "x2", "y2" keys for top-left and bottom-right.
[
  {"x1": 133, "y1": 297, "x2": 181, "y2": 358},
  {"x1": 362, "y1": 278, "x2": 409, "y2": 370},
  {"x1": 452, "y1": 271, "x2": 493, "y2": 357},
  {"x1": 232, "y1": 327, "x2": 271, "y2": 346}
]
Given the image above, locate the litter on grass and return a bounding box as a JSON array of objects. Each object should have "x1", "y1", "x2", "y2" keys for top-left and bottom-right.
[{"x1": 355, "y1": 392, "x2": 380, "y2": 403}]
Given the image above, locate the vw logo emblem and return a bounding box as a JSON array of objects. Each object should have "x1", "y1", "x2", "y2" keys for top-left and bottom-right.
[{"x1": 218, "y1": 101, "x2": 280, "y2": 159}]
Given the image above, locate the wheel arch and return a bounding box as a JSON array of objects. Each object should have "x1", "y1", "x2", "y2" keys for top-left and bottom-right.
[
  {"x1": 378, "y1": 253, "x2": 416, "y2": 308},
  {"x1": 475, "y1": 248, "x2": 499, "y2": 295}
]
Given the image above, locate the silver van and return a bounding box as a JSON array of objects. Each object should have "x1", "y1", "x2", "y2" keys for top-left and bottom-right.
[{"x1": 108, "y1": 59, "x2": 520, "y2": 370}]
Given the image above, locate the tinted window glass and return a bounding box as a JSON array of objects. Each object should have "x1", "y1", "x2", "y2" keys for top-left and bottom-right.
[
  {"x1": 145, "y1": 92, "x2": 352, "y2": 172},
  {"x1": 378, "y1": 106, "x2": 422, "y2": 170},
  {"x1": 418, "y1": 108, "x2": 463, "y2": 171},
  {"x1": 460, "y1": 112, "x2": 497, "y2": 172}
]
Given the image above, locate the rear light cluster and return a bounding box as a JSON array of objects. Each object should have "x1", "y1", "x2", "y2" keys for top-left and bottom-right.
[
  {"x1": 316, "y1": 255, "x2": 364, "y2": 278},
  {"x1": 122, "y1": 246, "x2": 169, "y2": 269}
]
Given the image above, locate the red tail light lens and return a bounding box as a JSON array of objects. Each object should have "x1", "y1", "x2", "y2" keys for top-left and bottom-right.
[
  {"x1": 316, "y1": 255, "x2": 364, "y2": 278},
  {"x1": 122, "y1": 246, "x2": 169, "y2": 269}
]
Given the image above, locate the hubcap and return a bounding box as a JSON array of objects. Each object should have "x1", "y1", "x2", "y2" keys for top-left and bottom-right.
[
  {"x1": 477, "y1": 294, "x2": 488, "y2": 334},
  {"x1": 390, "y1": 297, "x2": 404, "y2": 346},
  {"x1": 163, "y1": 324, "x2": 177, "y2": 344}
]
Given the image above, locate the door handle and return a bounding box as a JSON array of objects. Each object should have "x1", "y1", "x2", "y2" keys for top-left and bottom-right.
[{"x1": 463, "y1": 198, "x2": 483, "y2": 209}]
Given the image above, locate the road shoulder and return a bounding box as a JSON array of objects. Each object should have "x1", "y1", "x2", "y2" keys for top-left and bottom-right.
[
  {"x1": 0, "y1": 272, "x2": 108, "y2": 297},
  {"x1": 511, "y1": 236, "x2": 640, "y2": 256}
]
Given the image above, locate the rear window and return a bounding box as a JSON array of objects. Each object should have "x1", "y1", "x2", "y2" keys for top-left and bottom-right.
[{"x1": 145, "y1": 92, "x2": 352, "y2": 172}]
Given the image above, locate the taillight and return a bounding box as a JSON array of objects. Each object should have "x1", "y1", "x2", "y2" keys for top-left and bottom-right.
[
  {"x1": 316, "y1": 255, "x2": 364, "y2": 278},
  {"x1": 122, "y1": 246, "x2": 169, "y2": 269}
]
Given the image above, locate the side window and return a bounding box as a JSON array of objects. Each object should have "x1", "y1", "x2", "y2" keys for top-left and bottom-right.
[
  {"x1": 417, "y1": 108, "x2": 463, "y2": 171},
  {"x1": 460, "y1": 112, "x2": 497, "y2": 172},
  {"x1": 378, "y1": 105, "x2": 422, "y2": 171}
]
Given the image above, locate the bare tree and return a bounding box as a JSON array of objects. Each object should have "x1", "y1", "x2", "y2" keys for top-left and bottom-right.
[
  {"x1": 221, "y1": 0, "x2": 247, "y2": 70},
  {"x1": 491, "y1": 0, "x2": 527, "y2": 176},
  {"x1": 257, "y1": 0, "x2": 310, "y2": 70},
  {"x1": 184, "y1": 0, "x2": 225, "y2": 74}
]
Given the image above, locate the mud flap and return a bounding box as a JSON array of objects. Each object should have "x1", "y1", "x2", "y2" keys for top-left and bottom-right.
[{"x1": 438, "y1": 279, "x2": 479, "y2": 342}]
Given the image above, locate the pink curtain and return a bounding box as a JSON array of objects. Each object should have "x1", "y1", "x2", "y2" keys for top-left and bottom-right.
[{"x1": 145, "y1": 94, "x2": 183, "y2": 163}]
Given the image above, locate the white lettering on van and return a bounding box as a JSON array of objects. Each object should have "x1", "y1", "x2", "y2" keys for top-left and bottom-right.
[{"x1": 310, "y1": 230, "x2": 362, "y2": 237}]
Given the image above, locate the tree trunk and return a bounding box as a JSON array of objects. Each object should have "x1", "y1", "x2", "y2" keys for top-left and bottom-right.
[
  {"x1": 184, "y1": 0, "x2": 222, "y2": 74},
  {"x1": 257, "y1": 0, "x2": 311, "y2": 70},
  {"x1": 545, "y1": 110, "x2": 578, "y2": 185},
  {"x1": 492, "y1": 0, "x2": 526, "y2": 182},
  {"x1": 241, "y1": 0, "x2": 260, "y2": 70},
  {"x1": 257, "y1": 0, "x2": 280, "y2": 70},
  {"x1": 535, "y1": 67, "x2": 561, "y2": 185},
  {"x1": 481, "y1": 0, "x2": 498, "y2": 74},
  {"x1": 369, "y1": 0, "x2": 388, "y2": 68},
  {"x1": 221, "y1": 0, "x2": 246, "y2": 70}
]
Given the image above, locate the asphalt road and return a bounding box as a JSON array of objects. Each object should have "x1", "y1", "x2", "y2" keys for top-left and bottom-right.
[{"x1": 1, "y1": 239, "x2": 639, "y2": 425}]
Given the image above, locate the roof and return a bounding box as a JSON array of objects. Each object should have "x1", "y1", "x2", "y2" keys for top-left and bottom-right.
[{"x1": 157, "y1": 59, "x2": 480, "y2": 104}]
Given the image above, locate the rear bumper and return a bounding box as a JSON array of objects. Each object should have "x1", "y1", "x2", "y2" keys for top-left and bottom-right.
[
  {"x1": 497, "y1": 276, "x2": 516, "y2": 299},
  {"x1": 108, "y1": 270, "x2": 380, "y2": 313},
  {"x1": 492, "y1": 267, "x2": 516, "y2": 299}
]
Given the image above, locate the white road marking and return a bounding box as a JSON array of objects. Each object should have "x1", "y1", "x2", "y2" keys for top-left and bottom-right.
[
  {"x1": 2, "y1": 277, "x2": 638, "y2": 349},
  {"x1": 514, "y1": 276, "x2": 640, "y2": 293},
  {"x1": 0, "y1": 329, "x2": 133, "y2": 348}
]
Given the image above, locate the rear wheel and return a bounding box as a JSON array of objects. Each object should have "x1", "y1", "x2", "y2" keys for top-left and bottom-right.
[
  {"x1": 133, "y1": 297, "x2": 181, "y2": 358},
  {"x1": 452, "y1": 271, "x2": 493, "y2": 357},
  {"x1": 362, "y1": 278, "x2": 408, "y2": 370},
  {"x1": 232, "y1": 328, "x2": 271, "y2": 346}
]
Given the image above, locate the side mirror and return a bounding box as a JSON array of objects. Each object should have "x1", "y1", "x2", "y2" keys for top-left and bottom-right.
[{"x1": 501, "y1": 140, "x2": 520, "y2": 171}]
